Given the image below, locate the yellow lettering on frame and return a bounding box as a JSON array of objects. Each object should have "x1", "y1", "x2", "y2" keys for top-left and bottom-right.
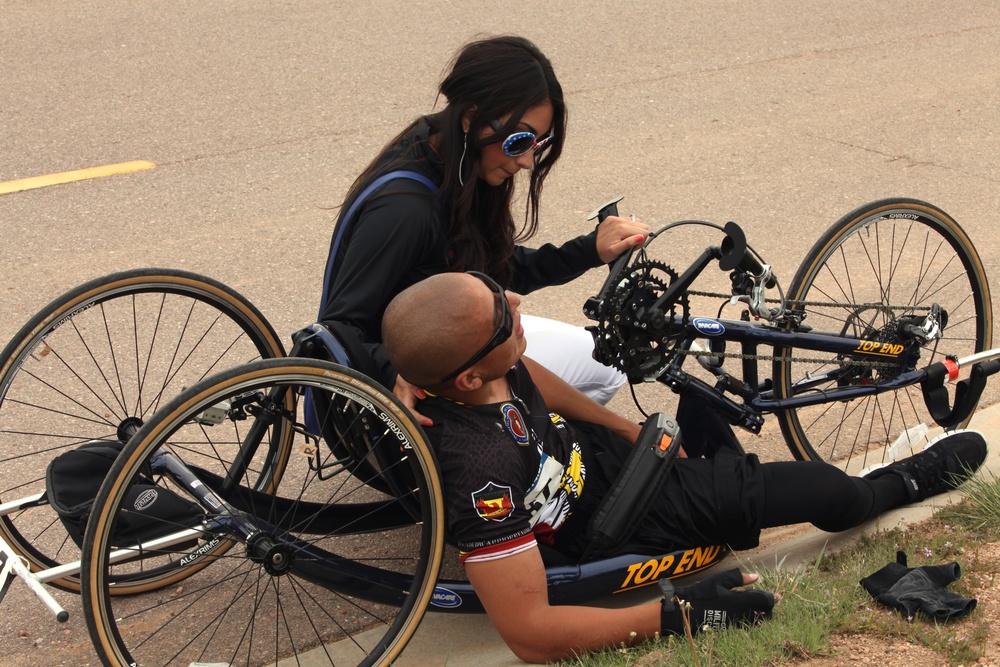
[
  {"x1": 622, "y1": 562, "x2": 644, "y2": 588},
  {"x1": 653, "y1": 555, "x2": 676, "y2": 580},
  {"x1": 633, "y1": 559, "x2": 660, "y2": 585},
  {"x1": 676, "y1": 548, "x2": 695, "y2": 573}
]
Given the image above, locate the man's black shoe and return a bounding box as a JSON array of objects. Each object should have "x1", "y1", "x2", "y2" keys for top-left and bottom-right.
[{"x1": 864, "y1": 430, "x2": 988, "y2": 502}]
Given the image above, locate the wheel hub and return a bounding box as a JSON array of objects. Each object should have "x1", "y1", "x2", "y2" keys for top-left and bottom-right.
[
  {"x1": 116, "y1": 416, "x2": 145, "y2": 443},
  {"x1": 247, "y1": 532, "x2": 295, "y2": 576}
]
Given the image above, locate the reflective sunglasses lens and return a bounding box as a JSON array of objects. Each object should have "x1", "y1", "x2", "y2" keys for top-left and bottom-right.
[{"x1": 502, "y1": 132, "x2": 536, "y2": 157}]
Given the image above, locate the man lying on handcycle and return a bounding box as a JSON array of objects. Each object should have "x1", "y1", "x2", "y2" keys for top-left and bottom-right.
[{"x1": 381, "y1": 271, "x2": 988, "y2": 664}]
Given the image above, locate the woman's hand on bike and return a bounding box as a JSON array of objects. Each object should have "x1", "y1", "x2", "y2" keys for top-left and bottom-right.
[
  {"x1": 596, "y1": 214, "x2": 649, "y2": 264},
  {"x1": 393, "y1": 374, "x2": 433, "y2": 427}
]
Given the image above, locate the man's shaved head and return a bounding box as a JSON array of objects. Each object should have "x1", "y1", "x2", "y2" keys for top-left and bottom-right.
[{"x1": 382, "y1": 273, "x2": 494, "y2": 388}]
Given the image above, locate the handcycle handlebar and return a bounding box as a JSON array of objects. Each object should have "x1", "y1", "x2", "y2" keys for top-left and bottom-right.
[
  {"x1": 583, "y1": 195, "x2": 636, "y2": 322},
  {"x1": 589, "y1": 195, "x2": 637, "y2": 280},
  {"x1": 719, "y1": 221, "x2": 777, "y2": 289},
  {"x1": 587, "y1": 195, "x2": 625, "y2": 224}
]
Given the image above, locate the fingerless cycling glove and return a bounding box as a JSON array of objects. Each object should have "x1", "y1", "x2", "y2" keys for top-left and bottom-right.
[{"x1": 659, "y1": 568, "x2": 775, "y2": 635}]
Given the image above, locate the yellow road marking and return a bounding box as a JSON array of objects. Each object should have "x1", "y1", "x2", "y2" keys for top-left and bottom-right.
[{"x1": 0, "y1": 160, "x2": 156, "y2": 195}]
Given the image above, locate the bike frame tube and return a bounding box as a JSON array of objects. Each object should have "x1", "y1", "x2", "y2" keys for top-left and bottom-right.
[
  {"x1": 664, "y1": 314, "x2": 1000, "y2": 425},
  {"x1": 147, "y1": 449, "x2": 428, "y2": 606},
  {"x1": 660, "y1": 315, "x2": 927, "y2": 415}
]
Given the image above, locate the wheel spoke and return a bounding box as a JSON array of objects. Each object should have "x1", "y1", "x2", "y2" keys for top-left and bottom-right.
[{"x1": 775, "y1": 200, "x2": 991, "y2": 471}]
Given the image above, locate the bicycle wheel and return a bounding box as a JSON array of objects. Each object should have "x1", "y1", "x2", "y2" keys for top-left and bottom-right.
[
  {"x1": 0, "y1": 268, "x2": 286, "y2": 591},
  {"x1": 81, "y1": 358, "x2": 444, "y2": 667},
  {"x1": 774, "y1": 198, "x2": 992, "y2": 472}
]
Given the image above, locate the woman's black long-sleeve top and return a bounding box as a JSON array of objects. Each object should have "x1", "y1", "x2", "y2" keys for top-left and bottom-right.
[{"x1": 318, "y1": 119, "x2": 603, "y2": 387}]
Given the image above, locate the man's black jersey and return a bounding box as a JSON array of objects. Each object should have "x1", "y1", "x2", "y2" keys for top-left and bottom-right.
[{"x1": 421, "y1": 363, "x2": 586, "y2": 564}]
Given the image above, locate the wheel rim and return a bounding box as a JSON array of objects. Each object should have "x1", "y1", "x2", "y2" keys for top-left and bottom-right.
[
  {"x1": 0, "y1": 271, "x2": 284, "y2": 589},
  {"x1": 83, "y1": 360, "x2": 444, "y2": 667},
  {"x1": 776, "y1": 202, "x2": 991, "y2": 472}
]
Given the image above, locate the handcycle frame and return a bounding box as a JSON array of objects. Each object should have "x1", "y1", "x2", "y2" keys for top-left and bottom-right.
[
  {"x1": 0, "y1": 197, "x2": 997, "y2": 667},
  {"x1": 599, "y1": 257, "x2": 997, "y2": 437},
  {"x1": 584, "y1": 196, "x2": 999, "y2": 465}
]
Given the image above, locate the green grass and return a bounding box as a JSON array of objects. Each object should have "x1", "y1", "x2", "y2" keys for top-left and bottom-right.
[{"x1": 556, "y1": 469, "x2": 1000, "y2": 667}]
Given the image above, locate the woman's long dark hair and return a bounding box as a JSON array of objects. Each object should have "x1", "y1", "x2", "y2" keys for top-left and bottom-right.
[{"x1": 343, "y1": 35, "x2": 566, "y2": 287}]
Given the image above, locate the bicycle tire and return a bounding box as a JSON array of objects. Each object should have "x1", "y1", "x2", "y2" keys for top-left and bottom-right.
[
  {"x1": 0, "y1": 268, "x2": 287, "y2": 591},
  {"x1": 773, "y1": 198, "x2": 992, "y2": 471},
  {"x1": 81, "y1": 357, "x2": 445, "y2": 667}
]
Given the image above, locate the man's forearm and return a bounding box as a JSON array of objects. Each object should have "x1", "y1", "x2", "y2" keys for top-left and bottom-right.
[{"x1": 522, "y1": 357, "x2": 640, "y2": 443}]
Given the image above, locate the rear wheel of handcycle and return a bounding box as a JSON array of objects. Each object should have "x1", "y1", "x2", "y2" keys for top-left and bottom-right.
[
  {"x1": 774, "y1": 198, "x2": 992, "y2": 472},
  {"x1": 0, "y1": 268, "x2": 287, "y2": 592},
  {"x1": 81, "y1": 357, "x2": 445, "y2": 667}
]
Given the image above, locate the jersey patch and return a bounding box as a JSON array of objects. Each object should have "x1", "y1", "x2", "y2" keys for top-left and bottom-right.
[
  {"x1": 500, "y1": 402, "x2": 529, "y2": 445},
  {"x1": 472, "y1": 482, "x2": 514, "y2": 522}
]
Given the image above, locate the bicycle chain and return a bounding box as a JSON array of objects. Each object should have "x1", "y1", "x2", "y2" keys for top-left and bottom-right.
[
  {"x1": 685, "y1": 289, "x2": 932, "y2": 312},
  {"x1": 671, "y1": 346, "x2": 899, "y2": 370}
]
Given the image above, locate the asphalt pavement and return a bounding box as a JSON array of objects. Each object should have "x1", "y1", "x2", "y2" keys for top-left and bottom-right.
[{"x1": 2, "y1": 2, "x2": 1000, "y2": 665}]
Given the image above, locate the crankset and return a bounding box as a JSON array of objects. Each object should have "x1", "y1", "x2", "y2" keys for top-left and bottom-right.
[{"x1": 587, "y1": 259, "x2": 690, "y2": 380}]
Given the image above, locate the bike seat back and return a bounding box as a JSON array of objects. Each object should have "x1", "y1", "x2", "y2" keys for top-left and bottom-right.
[{"x1": 293, "y1": 323, "x2": 421, "y2": 508}]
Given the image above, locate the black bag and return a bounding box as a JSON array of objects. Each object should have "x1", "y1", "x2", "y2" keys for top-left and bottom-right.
[{"x1": 45, "y1": 440, "x2": 204, "y2": 548}]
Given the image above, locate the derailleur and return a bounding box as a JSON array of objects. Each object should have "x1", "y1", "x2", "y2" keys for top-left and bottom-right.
[{"x1": 898, "y1": 304, "x2": 948, "y2": 344}]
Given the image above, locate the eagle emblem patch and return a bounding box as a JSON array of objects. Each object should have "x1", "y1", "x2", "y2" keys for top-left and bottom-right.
[
  {"x1": 501, "y1": 402, "x2": 529, "y2": 445},
  {"x1": 472, "y1": 482, "x2": 514, "y2": 521}
]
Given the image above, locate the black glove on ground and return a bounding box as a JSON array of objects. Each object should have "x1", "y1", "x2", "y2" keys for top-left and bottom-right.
[
  {"x1": 659, "y1": 568, "x2": 775, "y2": 635},
  {"x1": 860, "y1": 550, "x2": 977, "y2": 621}
]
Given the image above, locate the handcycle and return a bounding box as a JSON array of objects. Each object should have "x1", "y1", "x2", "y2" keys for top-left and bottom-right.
[
  {"x1": 0, "y1": 271, "x2": 725, "y2": 664},
  {"x1": 584, "y1": 196, "x2": 997, "y2": 472},
  {"x1": 0, "y1": 197, "x2": 996, "y2": 666}
]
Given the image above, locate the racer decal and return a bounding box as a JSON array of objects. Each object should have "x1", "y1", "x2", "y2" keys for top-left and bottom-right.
[
  {"x1": 472, "y1": 482, "x2": 514, "y2": 522},
  {"x1": 500, "y1": 402, "x2": 529, "y2": 445},
  {"x1": 693, "y1": 317, "x2": 725, "y2": 336},
  {"x1": 616, "y1": 545, "x2": 727, "y2": 591},
  {"x1": 852, "y1": 340, "x2": 905, "y2": 357}
]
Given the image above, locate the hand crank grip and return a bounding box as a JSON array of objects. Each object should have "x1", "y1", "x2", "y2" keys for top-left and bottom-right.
[
  {"x1": 588, "y1": 196, "x2": 625, "y2": 223},
  {"x1": 719, "y1": 221, "x2": 776, "y2": 288}
]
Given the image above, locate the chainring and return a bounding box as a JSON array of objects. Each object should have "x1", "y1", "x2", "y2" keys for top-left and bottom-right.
[{"x1": 590, "y1": 260, "x2": 690, "y2": 380}]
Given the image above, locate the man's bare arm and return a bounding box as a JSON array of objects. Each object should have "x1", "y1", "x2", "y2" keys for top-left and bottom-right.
[
  {"x1": 465, "y1": 546, "x2": 661, "y2": 663},
  {"x1": 522, "y1": 356, "x2": 641, "y2": 444}
]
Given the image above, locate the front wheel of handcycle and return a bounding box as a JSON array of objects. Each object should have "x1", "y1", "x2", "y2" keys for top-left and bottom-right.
[
  {"x1": 774, "y1": 198, "x2": 992, "y2": 472},
  {"x1": 81, "y1": 357, "x2": 445, "y2": 667},
  {"x1": 0, "y1": 268, "x2": 287, "y2": 592}
]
